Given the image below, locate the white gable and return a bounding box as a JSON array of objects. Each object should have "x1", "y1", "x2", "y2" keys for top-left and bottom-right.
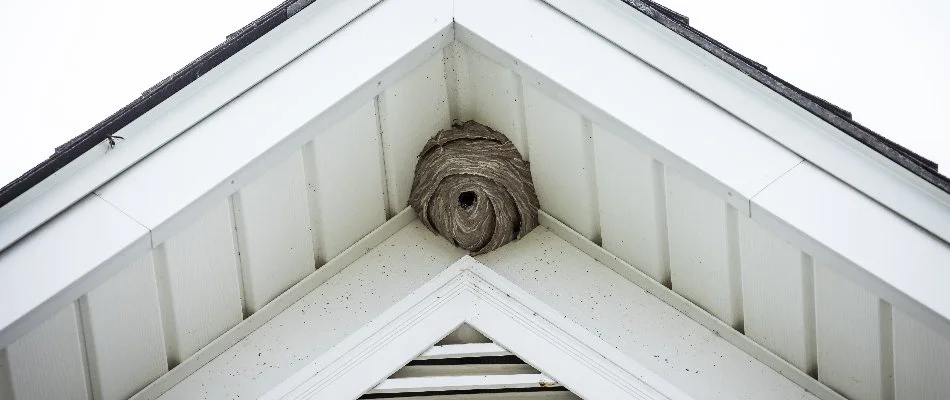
[
  {"x1": 265, "y1": 256, "x2": 687, "y2": 399},
  {"x1": 146, "y1": 217, "x2": 816, "y2": 399},
  {"x1": 1, "y1": 0, "x2": 949, "y2": 399}
]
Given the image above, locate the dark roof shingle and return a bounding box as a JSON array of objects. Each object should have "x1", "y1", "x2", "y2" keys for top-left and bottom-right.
[
  {"x1": 625, "y1": 0, "x2": 945, "y2": 183},
  {"x1": 0, "y1": 0, "x2": 944, "y2": 209}
]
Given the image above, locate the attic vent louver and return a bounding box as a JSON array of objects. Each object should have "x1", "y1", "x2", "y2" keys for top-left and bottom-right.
[
  {"x1": 409, "y1": 121, "x2": 540, "y2": 255},
  {"x1": 360, "y1": 324, "x2": 574, "y2": 399}
]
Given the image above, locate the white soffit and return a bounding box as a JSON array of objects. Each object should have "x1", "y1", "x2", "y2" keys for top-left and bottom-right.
[
  {"x1": 147, "y1": 220, "x2": 815, "y2": 399},
  {"x1": 753, "y1": 162, "x2": 950, "y2": 337},
  {"x1": 456, "y1": 0, "x2": 803, "y2": 215},
  {"x1": 2, "y1": 0, "x2": 949, "y2": 351},
  {"x1": 94, "y1": 0, "x2": 453, "y2": 247},
  {"x1": 264, "y1": 256, "x2": 690, "y2": 400},
  {"x1": 0, "y1": 195, "x2": 149, "y2": 349},
  {"x1": 0, "y1": 0, "x2": 387, "y2": 252},
  {"x1": 0, "y1": 0, "x2": 453, "y2": 349},
  {"x1": 454, "y1": 0, "x2": 950, "y2": 338},
  {"x1": 541, "y1": 0, "x2": 950, "y2": 243}
]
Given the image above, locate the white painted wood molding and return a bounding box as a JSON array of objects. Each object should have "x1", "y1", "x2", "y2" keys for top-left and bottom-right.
[
  {"x1": 539, "y1": 0, "x2": 950, "y2": 244},
  {"x1": 455, "y1": 0, "x2": 950, "y2": 342},
  {"x1": 536, "y1": 211, "x2": 846, "y2": 400},
  {"x1": 456, "y1": 0, "x2": 803, "y2": 216},
  {"x1": 264, "y1": 256, "x2": 690, "y2": 400},
  {"x1": 0, "y1": 0, "x2": 386, "y2": 252},
  {"x1": 0, "y1": 195, "x2": 149, "y2": 349},
  {"x1": 0, "y1": 0, "x2": 452, "y2": 350},
  {"x1": 369, "y1": 374, "x2": 559, "y2": 394},
  {"x1": 417, "y1": 343, "x2": 511, "y2": 360},
  {"x1": 2, "y1": 2, "x2": 948, "y2": 391},
  {"x1": 130, "y1": 208, "x2": 419, "y2": 400},
  {"x1": 753, "y1": 162, "x2": 950, "y2": 338}
]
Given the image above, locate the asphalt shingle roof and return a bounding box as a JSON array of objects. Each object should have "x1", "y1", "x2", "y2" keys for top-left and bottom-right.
[
  {"x1": 0, "y1": 0, "x2": 944, "y2": 208},
  {"x1": 625, "y1": 0, "x2": 945, "y2": 187}
]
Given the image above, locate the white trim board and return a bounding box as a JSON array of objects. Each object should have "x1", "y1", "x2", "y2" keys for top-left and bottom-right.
[
  {"x1": 2, "y1": 0, "x2": 949, "y2": 359},
  {"x1": 369, "y1": 374, "x2": 559, "y2": 394},
  {"x1": 0, "y1": 0, "x2": 452, "y2": 350},
  {"x1": 130, "y1": 208, "x2": 417, "y2": 400},
  {"x1": 144, "y1": 219, "x2": 821, "y2": 399},
  {"x1": 536, "y1": 211, "x2": 846, "y2": 400},
  {"x1": 540, "y1": 0, "x2": 950, "y2": 244},
  {"x1": 264, "y1": 256, "x2": 691, "y2": 400},
  {"x1": 752, "y1": 162, "x2": 950, "y2": 340},
  {"x1": 0, "y1": 0, "x2": 386, "y2": 253},
  {"x1": 0, "y1": 195, "x2": 150, "y2": 350},
  {"x1": 456, "y1": 0, "x2": 803, "y2": 216},
  {"x1": 416, "y1": 343, "x2": 511, "y2": 360},
  {"x1": 94, "y1": 0, "x2": 453, "y2": 247},
  {"x1": 454, "y1": 0, "x2": 950, "y2": 341}
]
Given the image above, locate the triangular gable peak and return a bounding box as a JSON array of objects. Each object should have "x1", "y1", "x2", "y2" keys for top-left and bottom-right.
[
  {"x1": 1, "y1": 1, "x2": 949, "y2": 399},
  {"x1": 265, "y1": 256, "x2": 688, "y2": 399}
]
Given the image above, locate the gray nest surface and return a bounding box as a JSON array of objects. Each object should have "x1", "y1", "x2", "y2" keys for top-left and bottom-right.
[{"x1": 409, "y1": 121, "x2": 540, "y2": 254}]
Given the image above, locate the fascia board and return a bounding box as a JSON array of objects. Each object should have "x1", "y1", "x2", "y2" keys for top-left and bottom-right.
[
  {"x1": 0, "y1": 0, "x2": 385, "y2": 253},
  {"x1": 3, "y1": 0, "x2": 946, "y2": 364},
  {"x1": 0, "y1": 0, "x2": 451, "y2": 350},
  {"x1": 265, "y1": 256, "x2": 690, "y2": 400},
  {"x1": 752, "y1": 162, "x2": 950, "y2": 339},
  {"x1": 458, "y1": 0, "x2": 950, "y2": 341},
  {"x1": 0, "y1": 195, "x2": 150, "y2": 349},
  {"x1": 368, "y1": 374, "x2": 558, "y2": 394},
  {"x1": 541, "y1": 0, "x2": 950, "y2": 243},
  {"x1": 454, "y1": 0, "x2": 803, "y2": 216},
  {"x1": 131, "y1": 208, "x2": 419, "y2": 399},
  {"x1": 538, "y1": 211, "x2": 847, "y2": 399},
  {"x1": 95, "y1": 0, "x2": 453, "y2": 247}
]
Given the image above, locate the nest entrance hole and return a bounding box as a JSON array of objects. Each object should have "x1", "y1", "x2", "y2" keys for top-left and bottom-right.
[{"x1": 458, "y1": 191, "x2": 477, "y2": 209}]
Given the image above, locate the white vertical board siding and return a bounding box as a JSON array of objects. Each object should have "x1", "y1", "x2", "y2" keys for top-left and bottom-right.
[
  {"x1": 80, "y1": 254, "x2": 166, "y2": 400},
  {"x1": 665, "y1": 170, "x2": 742, "y2": 328},
  {"x1": 814, "y1": 263, "x2": 887, "y2": 400},
  {"x1": 303, "y1": 101, "x2": 387, "y2": 264},
  {"x1": 3, "y1": 305, "x2": 89, "y2": 400},
  {"x1": 0, "y1": 349, "x2": 12, "y2": 400},
  {"x1": 154, "y1": 200, "x2": 243, "y2": 365},
  {"x1": 451, "y1": 42, "x2": 528, "y2": 158},
  {"x1": 738, "y1": 215, "x2": 816, "y2": 374},
  {"x1": 379, "y1": 53, "x2": 452, "y2": 216},
  {"x1": 232, "y1": 151, "x2": 315, "y2": 313},
  {"x1": 523, "y1": 84, "x2": 599, "y2": 242},
  {"x1": 592, "y1": 125, "x2": 669, "y2": 284},
  {"x1": 893, "y1": 309, "x2": 950, "y2": 399}
]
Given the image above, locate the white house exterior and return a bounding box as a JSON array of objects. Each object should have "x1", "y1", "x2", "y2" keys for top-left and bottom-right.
[{"x1": 0, "y1": 0, "x2": 948, "y2": 399}]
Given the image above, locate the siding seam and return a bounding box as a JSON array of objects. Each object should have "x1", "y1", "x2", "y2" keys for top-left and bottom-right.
[
  {"x1": 747, "y1": 159, "x2": 805, "y2": 217},
  {"x1": 653, "y1": 160, "x2": 671, "y2": 287},
  {"x1": 227, "y1": 195, "x2": 250, "y2": 319},
  {"x1": 582, "y1": 118, "x2": 601, "y2": 245},
  {"x1": 374, "y1": 95, "x2": 393, "y2": 219},
  {"x1": 880, "y1": 300, "x2": 895, "y2": 400},
  {"x1": 801, "y1": 253, "x2": 818, "y2": 377},
  {"x1": 513, "y1": 75, "x2": 530, "y2": 162},
  {"x1": 151, "y1": 246, "x2": 181, "y2": 368},
  {"x1": 73, "y1": 302, "x2": 96, "y2": 400},
  {"x1": 726, "y1": 204, "x2": 744, "y2": 332},
  {"x1": 442, "y1": 45, "x2": 461, "y2": 125},
  {"x1": 92, "y1": 192, "x2": 153, "y2": 247},
  {"x1": 300, "y1": 142, "x2": 326, "y2": 266}
]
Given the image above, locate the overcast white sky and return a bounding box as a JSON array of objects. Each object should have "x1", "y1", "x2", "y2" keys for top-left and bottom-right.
[{"x1": 0, "y1": 0, "x2": 947, "y2": 188}]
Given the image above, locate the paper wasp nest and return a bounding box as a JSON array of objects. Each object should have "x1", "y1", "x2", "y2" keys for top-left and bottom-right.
[{"x1": 409, "y1": 121, "x2": 540, "y2": 254}]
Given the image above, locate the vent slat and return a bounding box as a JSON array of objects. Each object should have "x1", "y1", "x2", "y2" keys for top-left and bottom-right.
[
  {"x1": 370, "y1": 374, "x2": 559, "y2": 394},
  {"x1": 416, "y1": 343, "x2": 511, "y2": 360},
  {"x1": 361, "y1": 325, "x2": 574, "y2": 398},
  {"x1": 391, "y1": 364, "x2": 538, "y2": 379}
]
